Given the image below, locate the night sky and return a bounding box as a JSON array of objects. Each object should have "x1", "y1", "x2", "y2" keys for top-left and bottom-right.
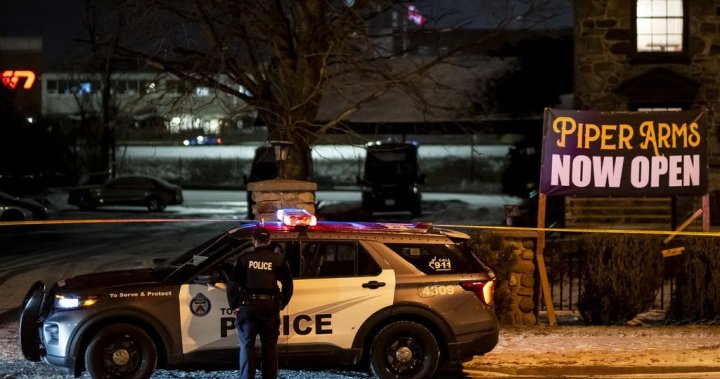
[
  {"x1": 2, "y1": 0, "x2": 85, "y2": 65},
  {"x1": 1, "y1": 0, "x2": 571, "y2": 67}
]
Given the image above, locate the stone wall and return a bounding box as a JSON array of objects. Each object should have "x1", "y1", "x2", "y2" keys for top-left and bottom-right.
[
  {"x1": 247, "y1": 179, "x2": 317, "y2": 221},
  {"x1": 504, "y1": 238, "x2": 537, "y2": 326}
]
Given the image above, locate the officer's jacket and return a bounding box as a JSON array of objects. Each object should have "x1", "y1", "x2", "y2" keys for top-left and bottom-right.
[{"x1": 228, "y1": 244, "x2": 293, "y2": 311}]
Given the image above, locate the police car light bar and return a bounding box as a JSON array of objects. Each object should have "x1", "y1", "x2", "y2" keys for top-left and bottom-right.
[{"x1": 276, "y1": 208, "x2": 317, "y2": 227}]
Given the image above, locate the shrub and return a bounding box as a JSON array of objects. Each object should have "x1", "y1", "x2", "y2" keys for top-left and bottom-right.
[
  {"x1": 666, "y1": 237, "x2": 720, "y2": 324},
  {"x1": 577, "y1": 233, "x2": 664, "y2": 325},
  {"x1": 467, "y1": 232, "x2": 518, "y2": 321}
]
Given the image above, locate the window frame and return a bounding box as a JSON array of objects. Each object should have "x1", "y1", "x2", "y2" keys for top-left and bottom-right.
[
  {"x1": 290, "y1": 240, "x2": 381, "y2": 279},
  {"x1": 631, "y1": 0, "x2": 689, "y2": 64},
  {"x1": 385, "y1": 242, "x2": 485, "y2": 275}
]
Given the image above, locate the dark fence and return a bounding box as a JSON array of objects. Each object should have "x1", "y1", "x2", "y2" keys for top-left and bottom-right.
[{"x1": 539, "y1": 244, "x2": 675, "y2": 312}]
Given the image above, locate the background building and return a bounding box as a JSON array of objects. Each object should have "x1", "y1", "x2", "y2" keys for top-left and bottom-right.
[
  {"x1": 40, "y1": 72, "x2": 255, "y2": 137},
  {"x1": 571, "y1": 0, "x2": 720, "y2": 229}
]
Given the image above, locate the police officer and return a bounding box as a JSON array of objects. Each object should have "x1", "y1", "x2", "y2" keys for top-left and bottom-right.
[{"x1": 229, "y1": 227, "x2": 293, "y2": 379}]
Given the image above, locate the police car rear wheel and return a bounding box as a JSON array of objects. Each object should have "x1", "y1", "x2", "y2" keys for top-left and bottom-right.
[
  {"x1": 85, "y1": 323, "x2": 157, "y2": 379},
  {"x1": 369, "y1": 321, "x2": 440, "y2": 379}
]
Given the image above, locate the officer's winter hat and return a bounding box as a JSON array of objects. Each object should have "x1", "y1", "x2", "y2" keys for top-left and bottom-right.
[{"x1": 252, "y1": 227, "x2": 271, "y2": 242}]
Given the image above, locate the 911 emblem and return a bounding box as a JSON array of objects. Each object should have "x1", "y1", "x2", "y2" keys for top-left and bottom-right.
[{"x1": 428, "y1": 256, "x2": 452, "y2": 271}]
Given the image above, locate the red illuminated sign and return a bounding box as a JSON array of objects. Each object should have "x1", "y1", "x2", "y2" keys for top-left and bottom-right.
[
  {"x1": 1, "y1": 70, "x2": 36, "y2": 90},
  {"x1": 407, "y1": 5, "x2": 426, "y2": 26}
]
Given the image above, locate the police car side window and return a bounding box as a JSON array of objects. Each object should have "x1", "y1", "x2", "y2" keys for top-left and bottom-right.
[
  {"x1": 297, "y1": 242, "x2": 380, "y2": 278},
  {"x1": 385, "y1": 243, "x2": 483, "y2": 274}
]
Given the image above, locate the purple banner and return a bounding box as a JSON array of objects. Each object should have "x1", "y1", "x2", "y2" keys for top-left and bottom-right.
[{"x1": 540, "y1": 109, "x2": 708, "y2": 196}]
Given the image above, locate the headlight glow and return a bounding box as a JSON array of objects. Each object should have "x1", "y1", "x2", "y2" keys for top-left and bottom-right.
[{"x1": 55, "y1": 294, "x2": 98, "y2": 309}]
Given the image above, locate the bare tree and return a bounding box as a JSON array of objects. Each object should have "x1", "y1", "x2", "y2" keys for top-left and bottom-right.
[
  {"x1": 82, "y1": 0, "x2": 127, "y2": 180},
  {"x1": 109, "y1": 0, "x2": 569, "y2": 180},
  {"x1": 61, "y1": 0, "x2": 127, "y2": 183}
]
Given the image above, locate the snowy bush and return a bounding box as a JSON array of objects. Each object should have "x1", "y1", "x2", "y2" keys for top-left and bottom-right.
[
  {"x1": 577, "y1": 234, "x2": 664, "y2": 325},
  {"x1": 667, "y1": 236, "x2": 720, "y2": 324}
]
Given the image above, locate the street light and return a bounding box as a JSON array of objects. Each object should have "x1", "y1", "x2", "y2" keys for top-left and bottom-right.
[{"x1": 270, "y1": 140, "x2": 293, "y2": 179}]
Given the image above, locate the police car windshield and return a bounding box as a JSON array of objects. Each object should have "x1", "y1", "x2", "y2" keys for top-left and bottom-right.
[
  {"x1": 165, "y1": 234, "x2": 238, "y2": 267},
  {"x1": 165, "y1": 233, "x2": 228, "y2": 267},
  {"x1": 161, "y1": 234, "x2": 251, "y2": 281}
]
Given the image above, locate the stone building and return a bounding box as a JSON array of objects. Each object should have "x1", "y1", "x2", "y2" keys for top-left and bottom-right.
[
  {"x1": 575, "y1": 0, "x2": 720, "y2": 179},
  {"x1": 570, "y1": 0, "x2": 720, "y2": 228}
]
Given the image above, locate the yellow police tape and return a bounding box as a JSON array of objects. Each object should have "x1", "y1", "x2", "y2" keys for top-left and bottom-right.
[
  {"x1": 0, "y1": 218, "x2": 230, "y2": 227},
  {"x1": 1, "y1": 218, "x2": 718, "y2": 238},
  {"x1": 436, "y1": 223, "x2": 720, "y2": 237}
]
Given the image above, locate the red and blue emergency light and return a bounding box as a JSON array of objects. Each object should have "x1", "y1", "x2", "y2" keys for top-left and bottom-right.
[{"x1": 276, "y1": 208, "x2": 317, "y2": 227}]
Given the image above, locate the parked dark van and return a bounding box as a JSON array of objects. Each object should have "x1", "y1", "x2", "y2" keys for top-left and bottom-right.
[{"x1": 357, "y1": 141, "x2": 425, "y2": 217}]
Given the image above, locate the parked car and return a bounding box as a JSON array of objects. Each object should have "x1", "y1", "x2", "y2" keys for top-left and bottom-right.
[
  {"x1": 20, "y1": 208, "x2": 499, "y2": 379},
  {"x1": 357, "y1": 141, "x2": 426, "y2": 217},
  {"x1": 67, "y1": 175, "x2": 183, "y2": 212},
  {"x1": 0, "y1": 190, "x2": 48, "y2": 221}
]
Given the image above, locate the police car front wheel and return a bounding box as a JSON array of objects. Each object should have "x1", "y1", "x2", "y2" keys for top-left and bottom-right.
[
  {"x1": 369, "y1": 321, "x2": 440, "y2": 379},
  {"x1": 84, "y1": 323, "x2": 157, "y2": 379}
]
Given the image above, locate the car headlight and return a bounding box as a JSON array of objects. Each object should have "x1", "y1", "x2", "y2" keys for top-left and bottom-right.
[{"x1": 54, "y1": 294, "x2": 98, "y2": 310}]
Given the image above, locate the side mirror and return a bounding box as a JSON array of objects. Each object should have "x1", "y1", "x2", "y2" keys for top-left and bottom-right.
[
  {"x1": 194, "y1": 274, "x2": 211, "y2": 284},
  {"x1": 356, "y1": 175, "x2": 363, "y2": 185},
  {"x1": 243, "y1": 174, "x2": 249, "y2": 186},
  {"x1": 418, "y1": 173, "x2": 427, "y2": 185}
]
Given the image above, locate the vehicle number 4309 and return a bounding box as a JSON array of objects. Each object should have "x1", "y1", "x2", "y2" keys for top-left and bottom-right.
[{"x1": 418, "y1": 284, "x2": 455, "y2": 297}]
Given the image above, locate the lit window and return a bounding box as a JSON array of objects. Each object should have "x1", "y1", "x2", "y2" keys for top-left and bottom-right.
[
  {"x1": 79, "y1": 82, "x2": 92, "y2": 94},
  {"x1": 636, "y1": 0, "x2": 684, "y2": 52},
  {"x1": 196, "y1": 87, "x2": 210, "y2": 96},
  {"x1": 144, "y1": 81, "x2": 157, "y2": 93}
]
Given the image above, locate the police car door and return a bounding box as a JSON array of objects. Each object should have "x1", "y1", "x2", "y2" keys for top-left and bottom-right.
[
  {"x1": 284, "y1": 240, "x2": 395, "y2": 350},
  {"x1": 177, "y1": 244, "x2": 251, "y2": 354}
]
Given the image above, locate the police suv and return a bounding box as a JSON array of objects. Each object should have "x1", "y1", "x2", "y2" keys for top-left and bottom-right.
[{"x1": 20, "y1": 209, "x2": 499, "y2": 379}]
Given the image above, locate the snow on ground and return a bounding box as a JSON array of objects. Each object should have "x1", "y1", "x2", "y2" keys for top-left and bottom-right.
[{"x1": 465, "y1": 322, "x2": 720, "y2": 378}]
